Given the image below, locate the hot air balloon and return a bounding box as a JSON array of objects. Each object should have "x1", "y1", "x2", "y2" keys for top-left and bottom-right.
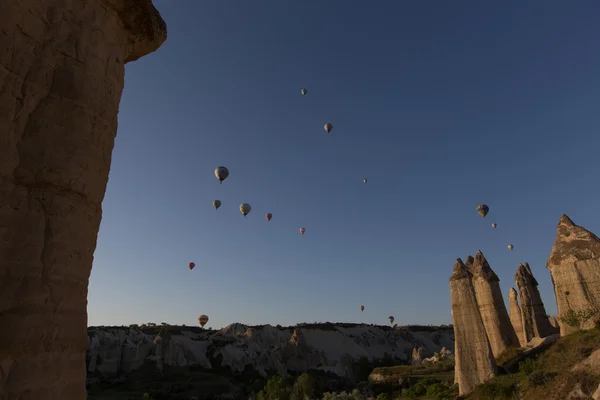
[
  {"x1": 266, "y1": 213, "x2": 272, "y2": 222},
  {"x1": 492, "y1": 223, "x2": 497, "y2": 228},
  {"x1": 476, "y1": 204, "x2": 489, "y2": 218},
  {"x1": 301, "y1": 88, "x2": 307, "y2": 95},
  {"x1": 388, "y1": 316, "x2": 395, "y2": 325},
  {"x1": 324, "y1": 123, "x2": 333, "y2": 133},
  {"x1": 240, "y1": 203, "x2": 252, "y2": 217},
  {"x1": 508, "y1": 244, "x2": 514, "y2": 251},
  {"x1": 360, "y1": 305, "x2": 365, "y2": 312},
  {"x1": 363, "y1": 179, "x2": 368, "y2": 184},
  {"x1": 213, "y1": 200, "x2": 222, "y2": 210},
  {"x1": 198, "y1": 315, "x2": 209, "y2": 327},
  {"x1": 188, "y1": 262, "x2": 195, "y2": 270},
  {"x1": 214, "y1": 166, "x2": 229, "y2": 184},
  {"x1": 299, "y1": 227, "x2": 306, "y2": 235}
]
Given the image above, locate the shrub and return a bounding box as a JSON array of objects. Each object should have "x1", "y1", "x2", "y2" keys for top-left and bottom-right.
[
  {"x1": 527, "y1": 370, "x2": 555, "y2": 387},
  {"x1": 518, "y1": 359, "x2": 538, "y2": 376},
  {"x1": 477, "y1": 376, "x2": 517, "y2": 398},
  {"x1": 558, "y1": 309, "x2": 598, "y2": 331}
]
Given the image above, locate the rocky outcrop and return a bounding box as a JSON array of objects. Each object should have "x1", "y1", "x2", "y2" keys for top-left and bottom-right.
[
  {"x1": 546, "y1": 214, "x2": 600, "y2": 336},
  {"x1": 0, "y1": 1, "x2": 166, "y2": 398},
  {"x1": 471, "y1": 251, "x2": 520, "y2": 356},
  {"x1": 515, "y1": 262, "x2": 555, "y2": 341},
  {"x1": 508, "y1": 288, "x2": 527, "y2": 346},
  {"x1": 450, "y1": 259, "x2": 496, "y2": 396},
  {"x1": 548, "y1": 315, "x2": 561, "y2": 332},
  {"x1": 86, "y1": 323, "x2": 454, "y2": 381}
]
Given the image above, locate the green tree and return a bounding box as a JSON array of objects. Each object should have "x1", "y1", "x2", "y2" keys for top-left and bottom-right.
[
  {"x1": 291, "y1": 372, "x2": 318, "y2": 400},
  {"x1": 263, "y1": 376, "x2": 291, "y2": 400}
]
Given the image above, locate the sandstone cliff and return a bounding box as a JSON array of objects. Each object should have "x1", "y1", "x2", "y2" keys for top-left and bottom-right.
[
  {"x1": 86, "y1": 323, "x2": 454, "y2": 382},
  {"x1": 471, "y1": 251, "x2": 520, "y2": 356},
  {"x1": 546, "y1": 214, "x2": 600, "y2": 335},
  {"x1": 449, "y1": 259, "x2": 495, "y2": 396},
  {"x1": 515, "y1": 262, "x2": 555, "y2": 341},
  {"x1": 508, "y1": 288, "x2": 527, "y2": 346},
  {"x1": 0, "y1": 1, "x2": 166, "y2": 398}
]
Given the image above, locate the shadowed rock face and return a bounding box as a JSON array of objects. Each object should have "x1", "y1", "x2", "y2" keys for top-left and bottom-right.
[
  {"x1": 0, "y1": 0, "x2": 166, "y2": 398},
  {"x1": 508, "y1": 288, "x2": 527, "y2": 346},
  {"x1": 546, "y1": 214, "x2": 600, "y2": 336},
  {"x1": 465, "y1": 255, "x2": 474, "y2": 270},
  {"x1": 471, "y1": 251, "x2": 520, "y2": 356},
  {"x1": 450, "y1": 259, "x2": 495, "y2": 396},
  {"x1": 515, "y1": 263, "x2": 555, "y2": 342}
]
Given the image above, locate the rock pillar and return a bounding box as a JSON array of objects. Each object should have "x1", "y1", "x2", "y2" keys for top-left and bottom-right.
[
  {"x1": 508, "y1": 288, "x2": 527, "y2": 346},
  {"x1": 0, "y1": 1, "x2": 166, "y2": 398},
  {"x1": 515, "y1": 263, "x2": 555, "y2": 341},
  {"x1": 546, "y1": 214, "x2": 600, "y2": 336},
  {"x1": 450, "y1": 258, "x2": 496, "y2": 396},
  {"x1": 471, "y1": 251, "x2": 520, "y2": 357}
]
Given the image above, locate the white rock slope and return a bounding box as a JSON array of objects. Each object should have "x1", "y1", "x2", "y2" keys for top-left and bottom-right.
[{"x1": 87, "y1": 323, "x2": 454, "y2": 380}]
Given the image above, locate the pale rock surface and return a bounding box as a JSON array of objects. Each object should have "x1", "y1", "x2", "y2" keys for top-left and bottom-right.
[
  {"x1": 593, "y1": 384, "x2": 600, "y2": 400},
  {"x1": 571, "y1": 348, "x2": 600, "y2": 373},
  {"x1": 412, "y1": 346, "x2": 425, "y2": 365},
  {"x1": 508, "y1": 288, "x2": 527, "y2": 346},
  {"x1": 86, "y1": 324, "x2": 454, "y2": 381},
  {"x1": 515, "y1": 262, "x2": 555, "y2": 341},
  {"x1": 568, "y1": 383, "x2": 593, "y2": 400},
  {"x1": 546, "y1": 214, "x2": 600, "y2": 336},
  {"x1": 450, "y1": 258, "x2": 496, "y2": 396},
  {"x1": 421, "y1": 347, "x2": 454, "y2": 364},
  {"x1": 471, "y1": 251, "x2": 520, "y2": 356},
  {"x1": 548, "y1": 315, "x2": 561, "y2": 332},
  {"x1": 0, "y1": 0, "x2": 166, "y2": 398}
]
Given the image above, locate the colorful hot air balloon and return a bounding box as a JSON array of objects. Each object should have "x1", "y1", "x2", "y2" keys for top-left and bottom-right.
[
  {"x1": 188, "y1": 262, "x2": 196, "y2": 270},
  {"x1": 360, "y1": 305, "x2": 365, "y2": 312},
  {"x1": 363, "y1": 179, "x2": 368, "y2": 184},
  {"x1": 388, "y1": 316, "x2": 395, "y2": 325},
  {"x1": 508, "y1": 244, "x2": 514, "y2": 251},
  {"x1": 240, "y1": 203, "x2": 252, "y2": 217},
  {"x1": 266, "y1": 213, "x2": 272, "y2": 222},
  {"x1": 299, "y1": 227, "x2": 306, "y2": 235},
  {"x1": 492, "y1": 223, "x2": 497, "y2": 228},
  {"x1": 198, "y1": 315, "x2": 209, "y2": 327},
  {"x1": 324, "y1": 123, "x2": 333, "y2": 133},
  {"x1": 213, "y1": 200, "x2": 222, "y2": 210},
  {"x1": 476, "y1": 204, "x2": 489, "y2": 218},
  {"x1": 301, "y1": 88, "x2": 307, "y2": 95},
  {"x1": 214, "y1": 166, "x2": 229, "y2": 184}
]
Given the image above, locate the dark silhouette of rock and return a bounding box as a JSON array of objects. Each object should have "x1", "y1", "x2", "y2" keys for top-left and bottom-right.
[
  {"x1": 546, "y1": 214, "x2": 600, "y2": 335},
  {"x1": 515, "y1": 263, "x2": 555, "y2": 341},
  {"x1": 0, "y1": 0, "x2": 167, "y2": 398},
  {"x1": 450, "y1": 258, "x2": 496, "y2": 395},
  {"x1": 470, "y1": 251, "x2": 520, "y2": 356}
]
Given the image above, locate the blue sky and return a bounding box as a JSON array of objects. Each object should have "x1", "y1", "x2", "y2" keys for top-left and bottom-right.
[{"x1": 87, "y1": 0, "x2": 600, "y2": 328}]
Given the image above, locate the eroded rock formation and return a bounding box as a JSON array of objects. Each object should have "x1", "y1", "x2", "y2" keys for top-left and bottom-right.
[
  {"x1": 87, "y1": 324, "x2": 455, "y2": 380},
  {"x1": 515, "y1": 262, "x2": 555, "y2": 342},
  {"x1": 508, "y1": 288, "x2": 527, "y2": 346},
  {"x1": 450, "y1": 259, "x2": 496, "y2": 395},
  {"x1": 0, "y1": 1, "x2": 166, "y2": 398},
  {"x1": 471, "y1": 251, "x2": 520, "y2": 356},
  {"x1": 547, "y1": 214, "x2": 600, "y2": 335}
]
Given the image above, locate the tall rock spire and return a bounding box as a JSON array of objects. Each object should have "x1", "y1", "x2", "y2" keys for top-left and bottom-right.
[
  {"x1": 471, "y1": 251, "x2": 520, "y2": 356},
  {"x1": 546, "y1": 214, "x2": 600, "y2": 335},
  {"x1": 515, "y1": 263, "x2": 554, "y2": 341},
  {"x1": 450, "y1": 258, "x2": 496, "y2": 395},
  {"x1": 508, "y1": 288, "x2": 527, "y2": 346}
]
